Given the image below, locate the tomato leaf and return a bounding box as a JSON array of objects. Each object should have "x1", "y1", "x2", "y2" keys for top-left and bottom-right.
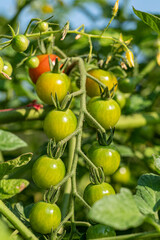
[
  {"x1": 134, "y1": 174, "x2": 160, "y2": 219},
  {"x1": 88, "y1": 188, "x2": 145, "y2": 230},
  {"x1": 0, "y1": 130, "x2": 27, "y2": 151},
  {"x1": 153, "y1": 155, "x2": 160, "y2": 174},
  {"x1": 133, "y1": 7, "x2": 160, "y2": 33},
  {"x1": 0, "y1": 153, "x2": 33, "y2": 179},
  {"x1": 0, "y1": 179, "x2": 29, "y2": 200}
]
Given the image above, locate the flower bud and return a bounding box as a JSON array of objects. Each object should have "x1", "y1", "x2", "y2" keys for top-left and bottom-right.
[
  {"x1": 113, "y1": 0, "x2": 119, "y2": 16},
  {"x1": 125, "y1": 50, "x2": 134, "y2": 68}
]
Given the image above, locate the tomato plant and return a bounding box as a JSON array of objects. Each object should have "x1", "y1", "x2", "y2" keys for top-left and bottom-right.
[
  {"x1": 29, "y1": 202, "x2": 61, "y2": 234},
  {"x1": 87, "y1": 97, "x2": 121, "y2": 130},
  {"x1": 44, "y1": 109, "x2": 77, "y2": 141},
  {"x1": 32, "y1": 155, "x2": 66, "y2": 189},
  {"x1": 83, "y1": 182, "x2": 115, "y2": 206},
  {"x1": 86, "y1": 69, "x2": 118, "y2": 97},
  {"x1": 12, "y1": 34, "x2": 29, "y2": 52},
  {"x1": 29, "y1": 54, "x2": 61, "y2": 84},
  {"x1": 36, "y1": 72, "x2": 70, "y2": 104},
  {"x1": 88, "y1": 143, "x2": 120, "y2": 175},
  {"x1": 86, "y1": 224, "x2": 116, "y2": 239}
]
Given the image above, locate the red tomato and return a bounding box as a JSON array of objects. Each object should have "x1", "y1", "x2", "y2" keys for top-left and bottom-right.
[{"x1": 29, "y1": 54, "x2": 61, "y2": 84}]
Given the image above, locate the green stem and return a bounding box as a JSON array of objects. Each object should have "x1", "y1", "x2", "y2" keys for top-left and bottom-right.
[
  {"x1": 86, "y1": 73, "x2": 106, "y2": 88},
  {"x1": 84, "y1": 110, "x2": 106, "y2": 133},
  {"x1": 74, "y1": 192, "x2": 91, "y2": 209},
  {"x1": 0, "y1": 200, "x2": 38, "y2": 240},
  {"x1": 53, "y1": 46, "x2": 68, "y2": 58},
  {"x1": 78, "y1": 150, "x2": 97, "y2": 169},
  {"x1": 65, "y1": 221, "x2": 91, "y2": 227},
  {"x1": 101, "y1": 15, "x2": 115, "y2": 36}
]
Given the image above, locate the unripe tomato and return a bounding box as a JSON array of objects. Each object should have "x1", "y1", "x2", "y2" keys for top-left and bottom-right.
[
  {"x1": 86, "y1": 69, "x2": 117, "y2": 97},
  {"x1": 12, "y1": 34, "x2": 29, "y2": 52},
  {"x1": 87, "y1": 97, "x2": 121, "y2": 130},
  {"x1": 29, "y1": 202, "x2": 61, "y2": 234},
  {"x1": 112, "y1": 166, "x2": 131, "y2": 184},
  {"x1": 32, "y1": 155, "x2": 65, "y2": 189},
  {"x1": 114, "y1": 91, "x2": 126, "y2": 109},
  {"x1": 29, "y1": 54, "x2": 61, "y2": 84},
  {"x1": 38, "y1": 22, "x2": 48, "y2": 32},
  {"x1": 86, "y1": 224, "x2": 116, "y2": 239},
  {"x1": 0, "y1": 61, "x2": 13, "y2": 79},
  {"x1": 26, "y1": 57, "x2": 39, "y2": 68},
  {"x1": 118, "y1": 77, "x2": 136, "y2": 93},
  {"x1": 36, "y1": 72, "x2": 70, "y2": 105},
  {"x1": 83, "y1": 182, "x2": 115, "y2": 206},
  {"x1": 0, "y1": 57, "x2": 4, "y2": 72},
  {"x1": 44, "y1": 109, "x2": 77, "y2": 142},
  {"x1": 88, "y1": 143, "x2": 120, "y2": 176}
]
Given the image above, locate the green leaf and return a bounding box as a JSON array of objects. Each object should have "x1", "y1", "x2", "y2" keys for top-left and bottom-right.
[
  {"x1": 134, "y1": 174, "x2": 160, "y2": 220},
  {"x1": 0, "y1": 130, "x2": 27, "y2": 151},
  {"x1": 153, "y1": 155, "x2": 160, "y2": 174},
  {"x1": 115, "y1": 144, "x2": 134, "y2": 157},
  {"x1": 0, "y1": 153, "x2": 32, "y2": 179},
  {"x1": 88, "y1": 188, "x2": 145, "y2": 230},
  {"x1": 133, "y1": 7, "x2": 160, "y2": 33},
  {"x1": 0, "y1": 179, "x2": 29, "y2": 200}
]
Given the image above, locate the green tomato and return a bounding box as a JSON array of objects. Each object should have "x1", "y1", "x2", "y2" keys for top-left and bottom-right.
[
  {"x1": 118, "y1": 77, "x2": 136, "y2": 93},
  {"x1": 87, "y1": 97, "x2": 121, "y2": 130},
  {"x1": 112, "y1": 166, "x2": 131, "y2": 184},
  {"x1": 114, "y1": 91, "x2": 126, "y2": 109},
  {"x1": 32, "y1": 155, "x2": 65, "y2": 189},
  {"x1": 12, "y1": 34, "x2": 29, "y2": 52},
  {"x1": 26, "y1": 56, "x2": 39, "y2": 68},
  {"x1": 29, "y1": 202, "x2": 61, "y2": 234},
  {"x1": 0, "y1": 57, "x2": 4, "y2": 72},
  {"x1": 38, "y1": 22, "x2": 49, "y2": 32},
  {"x1": 83, "y1": 182, "x2": 115, "y2": 206},
  {"x1": 88, "y1": 143, "x2": 120, "y2": 176},
  {"x1": 86, "y1": 224, "x2": 116, "y2": 239},
  {"x1": 44, "y1": 109, "x2": 77, "y2": 142}
]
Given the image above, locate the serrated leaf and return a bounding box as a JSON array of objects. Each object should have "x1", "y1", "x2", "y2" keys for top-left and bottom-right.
[
  {"x1": 108, "y1": 66, "x2": 127, "y2": 78},
  {"x1": 88, "y1": 188, "x2": 145, "y2": 230},
  {"x1": 0, "y1": 153, "x2": 32, "y2": 179},
  {"x1": 0, "y1": 179, "x2": 29, "y2": 199},
  {"x1": 133, "y1": 7, "x2": 160, "y2": 33},
  {"x1": 0, "y1": 130, "x2": 27, "y2": 151},
  {"x1": 116, "y1": 144, "x2": 134, "y2": 157},
  {"x1": 135, "y1": 174, "x2": 160, "y2": 220}
]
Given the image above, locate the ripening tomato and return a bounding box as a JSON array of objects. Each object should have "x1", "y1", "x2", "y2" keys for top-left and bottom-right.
[
  {"x1": 29, "y1": 202, "x2": 61, "y2": 234},
  {"x1": 86, "y1": 224, "x2": 116, "y2": 239},
  {"x1": 88, "y1": 143, "x2": 120, "y2": 176},
  {"x1": 36, "y1": 72, "x2": 70, "y2": 104},
  {"x1": 83, "y1": 182, "x2": 115, "y2": 206},
  {"x1": 87, "y1": 97, "x2": 121, "y2": 130},
  {"x1": 32, "y1": 155, "x2": 65, "y2": 189},
  {"x1": 29, "y1": 54, "x2": 61, "y2": 84},
  {"x1": 86, "y1": 69, "x2": 118, "y2": 97},
  {"x1": 118, "y1": 77, "x2": 136, "y2": 93},
  {"x1": 43, "y1": 109, "x2": 77, "y2": 142}
]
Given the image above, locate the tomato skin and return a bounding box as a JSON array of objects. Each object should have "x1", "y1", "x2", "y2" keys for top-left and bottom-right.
[
  {"x1": 87, "y1": 97, "x2": 121, "y2": 130},
  {"x1": 118, "y1": 77, "x2": 136, "y2": 93},
  {"x1": 44, "y1": 109, "x2": 77, "y2": 142},
  {"x1": 32, "y1": 155, "x2": 65, "y2": 189},
  {"x1": 112, "y1": 166, "x2": 131, "y2": 184},
  {"x1": 38, "y1": 22, "x2": 48, "y2": 32},
  {"x1": 0, "y1": 57, "x2": 4, "y2": 72},
  {"x1": 86, "y1": 224, "x2": 116, "y2": 239},
  {"x1": 29, "y1": 54, "x2": 61, "y2": 84},
  {"x1": 36, "y1": 72, "x2": 70, "y2": 105},
  {"x1": 86, "y1": 69, "x2": 117, "y2": 97},
  {"x1": 12, "y1": 34, "x2": 29, "y2": 52},
  {"x1": 26, "y1": 56, "x2": 39, "y2": 68},
  {"x1": 83, "y1": 182, "x2": 115, "y2": 206},
  {"x1": 114, "y1": 91, "x2": 126, "y2": 109},
  {"x1": 88, "y1": 143, "x2": 120, "y2": 176},
  {"x1": 29, "y1": 202, "x2": 61, "y2": 234}
]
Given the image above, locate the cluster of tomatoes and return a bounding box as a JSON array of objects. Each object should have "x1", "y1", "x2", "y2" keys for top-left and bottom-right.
[{"x1": 24, "y1": 52, "x2": 122, "y2": 237}]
